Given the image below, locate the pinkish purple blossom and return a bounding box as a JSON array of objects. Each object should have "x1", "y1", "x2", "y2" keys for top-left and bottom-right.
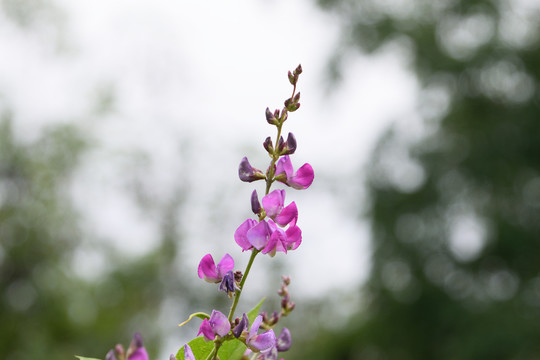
[
  {"x1": 197, "y1": 310, "x2": 231, "y2": 341},
  {"x1": 197, "y1": 253, "x2": 234, "y2": 283},
  {"x1": 234, "y1": 190, "x2": 302, "y2": 256},
  {"x1": 245, "y1": 315, "x2": 276, "y2": 353},
  {"x1": 275, "y1": 155, "x2": 314, "y2": 190}
]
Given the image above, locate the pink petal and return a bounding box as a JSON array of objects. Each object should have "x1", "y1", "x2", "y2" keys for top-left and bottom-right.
[
  {"x1": 285, "y1": 225, "x2": 302, "y2": 250},
  {"x1": 216, "y1": 253, "x2": 234, "y2": 278},
  {"x1": 210, "y1": 310, "x2": 231, "y2": 337},
  {"x1": 275, "y1": 156, "x2": 293, "y2": 178},
  {"x1": 262, "y1": 190, "x2": 285, "y2": 219},
  {"x1": 247, "y1": 221, "x2": 272, "y2": 250},
  {"x1": 262, "y1": 228, "x2": 287, "y2": 257},
  {"x1": 234, "y1": 219, "x2": 256, "y2": 251},
  {"x1": 275, "y1": 201, "x2": 297, "y2": 227},
  {"x1": 197, "y1": 319, "x2": 215, "y2": 341},
  {"x1": 197, "y1": 254, "x2": 219, "y2": 283},
  {"x1": 289, "y1": 163, "x2": 314, "y2": 190}
]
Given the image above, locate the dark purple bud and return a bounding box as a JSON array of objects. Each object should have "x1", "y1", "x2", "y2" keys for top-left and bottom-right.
[
  {"x1": 277, "y1": 136, "x2": 285, "y2": 153},
  {"x1": 219, "y1": 270, "x2": 236, "y2": 296},
  {"x1": 276, "y1": 328, "x2": 292, "y2": 352},
  {"x1": 239, "y1": 157, "x2": 265, "y2": 182},
  {"x1": 270, "y1": 311, "x2": 280, "y2": 325},
  {"x1": 294, "y1": 64, "x2": 302, "y2": 75},
  {"x1": 105, "y1": 350, "x2": 117, "y2": 360},
  {"x1": 263, "y1": 136, "x2": 274, "y2": 154},
  {"x1": 293, "y1": 92, "x2": 301, "y2": 103},
  {"x1": 233, "y1": 313, "x2": 249, "y2": 338},
  {"x1": 280, "y1": 133, "x2": 296, "y2": 155},
  {"x1": 169, "y1": 355, "x2": 176, "y2": 360},
  {"x1": 265, "y1": 107, "x2": 279, "y2": 125},
  {"x1": 251, "y1": 190, "x2": 262, "y2": 215}
]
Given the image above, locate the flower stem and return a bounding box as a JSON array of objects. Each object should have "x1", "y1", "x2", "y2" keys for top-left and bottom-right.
[{"x1": 228, "y1": 249, "x2": 259, "y2": 322}]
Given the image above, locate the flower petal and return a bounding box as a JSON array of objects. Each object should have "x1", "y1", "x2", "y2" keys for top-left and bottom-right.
[
  {"x1": 285, "y1": 225, "x2": 302, "y2": 250},
  {"x1": 248, "y1": 330, "x2": 276, "y2": 353},
  {"x1": 289, "y1": 163, "x2": 314, "y2": 190},
  {"x1": 235, "y1": 219, "x2": 257, "y2": 251},
  {"x1": 210, "y1": 310, "x2": 231, "y2": 337},
  {"x1": 197, "y1": 319, "x2": 215, "y2": 341},
  {"x1": 216, "y1": 253, "x2": 235, "y2": 278},
  {"x1": 262, "y1": 190, "x2": 285, "y2": 219},
  {"x1": 275, "y1": 201, "x2": 297, "y2": 227},
  {"x1": 275, "y1": 156, "x2": 293, "y2": 179},
  {"x1": 276, "y1": 328, "x2": 292, "y2": 352},
  {"x1": 249, "y1": 315, "x2": 263, "y2": 340},
  {"x1": 247, "y1": 221, "x2": 272, "y2": 250},
  {"x1": 197, "y1": 254, "x2": 220, "y2": 283}
]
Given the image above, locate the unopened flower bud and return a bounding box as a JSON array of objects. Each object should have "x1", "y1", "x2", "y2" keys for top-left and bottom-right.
[
  {"x1": 277, "y1": 136, "x2": 285, "y2": 153},
  {"x1": 265, "y1": 107, "x2": 279, "y2": 125},
  {"x1": 294, "y1": 64, "x2": 302, "y2": 76},
  {"x1": 233, "y1": 313, "x2": 249, "y2": 338},
  {"x1": 284, "y1": 98, "x2": 300, "y2": 112},
  {"x1": 263, "y1": 136, "x2": 274, "y2": 154},
  {"x1": 288, "y1": 70, "x2": 295, "y2": 85},
  {"x1": 280, "y1": 133, "x2": 296, "y2": 155},
  {"x1": 105, "y1": 350, "x2": 117, "y2": 360},
  {"x1": 234, "y1": 270, "x2": 243, "y2": 282},
  {"x1": 282, "y1": 275, "x2": 291, "y2": 286},
  {"x1": 239, "y1": 157, "x2": 265, "y2": 182},
  {"x1": 251, "y1": 190, "x2": 262, "y2": 215}
]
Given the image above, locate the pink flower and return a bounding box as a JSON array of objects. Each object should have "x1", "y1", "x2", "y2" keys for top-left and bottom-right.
[
  {"x1": 105, "y1": 333, "x2": 148, "y2": 360},
  {"x1": 234, "y1": 190, "x2": 302, "y2": 256},
  {"x1": 275, "y1": 155, "x2": 314, "y2": 190},
  {"x1": 197, "y1": 310, "x2": 231, "y2": 341},
  {"x1": 197, "y1": 253, "x2": 234, "y2": 283}
]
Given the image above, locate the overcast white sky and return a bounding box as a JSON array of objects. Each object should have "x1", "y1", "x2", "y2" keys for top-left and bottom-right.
[{"x1": 0, "y1": 0, "x2": 421, "y2": 355}]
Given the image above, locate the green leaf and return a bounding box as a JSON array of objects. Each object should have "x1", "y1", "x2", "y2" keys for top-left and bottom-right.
[
  {"x1": 179, "y1": 312, "x2": 211, "y2": 327},
  {"x1": 175, "y1": 336, "x2": 214, "y2": 360},
  {"x1": 175, "y1": 298, "x2": 266, "y2": 360},
  {"x1": 74, "y1": 356, "x2": 102, "y2": 360}
]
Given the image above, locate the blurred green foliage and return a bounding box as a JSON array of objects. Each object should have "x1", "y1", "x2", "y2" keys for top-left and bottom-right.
[{"x1": 296, "y1": 0, "x2": 540, "y2": 359}]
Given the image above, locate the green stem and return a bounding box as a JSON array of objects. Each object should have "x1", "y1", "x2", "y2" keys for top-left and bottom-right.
[{"x1": 228, "y1": 249, "x2": 259, "y2": 322}]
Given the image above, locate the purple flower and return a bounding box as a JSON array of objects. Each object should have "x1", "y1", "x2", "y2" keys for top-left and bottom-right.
[
  {"x1": 197, "y1": 310, "x2": 231, "y2": 341},
  {"x1": 275, "y1": 155, "x2": 314, "y2": 190},
  {"x1": 183, "y1": 344, "x2": 196, "y2": 360},
  {"x1": 262, "y1": 190, "x2": 298, "y2": 226},
  {"x1": 198, "y1": 253, "x2": 234, "y2": 283},
  {"x1": 239, "y1": 157, "x2": 265, "y2": 182},
  {"x1": 276, "y1": 328, "x2": 292, "y2": 352},
  {"x1": 234, "y1": 190, "x2": 302, "y2": 255},
  {"x1": 245, "y1": 315, "x2": 276, "y2": 353},
  {"x1": 232, "y1": 313, "x2": 249, "y2": 338}
]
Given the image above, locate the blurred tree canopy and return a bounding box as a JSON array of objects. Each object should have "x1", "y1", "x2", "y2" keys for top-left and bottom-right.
[{"x1": 298, "y1": 0, "x2": 540, "y2": 359}]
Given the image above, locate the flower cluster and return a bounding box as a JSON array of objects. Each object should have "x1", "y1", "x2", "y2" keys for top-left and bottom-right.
[{"x1": 89, "y1": 65, "x2": 312, "y2": 360}]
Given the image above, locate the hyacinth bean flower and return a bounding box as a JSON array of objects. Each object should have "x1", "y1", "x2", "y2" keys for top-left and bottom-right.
[
  {"x1": 198, "y1": 253, "x2": 234, "y2": 283},
  {"x1": 275, "y1": 155, "x2": 314, "y2": 190},
  {"x1": 105, "y1": 333, "x2": 149, "y2": 360},
  {"x1": 246, "y1": 315, "x2": 276, "y2": 353},
  {"x1": 183, "y1": 344, "x2": 196, "y2": 360},
  {"x1": 239, "y1": 157, "x2": 265, "y2": 182},
  {"x1": 234, "y1": 190, "x2": 302, "y2": 255},
  {"x1": 197, "y1": 310, "x2": 231, "y2": 341}
]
